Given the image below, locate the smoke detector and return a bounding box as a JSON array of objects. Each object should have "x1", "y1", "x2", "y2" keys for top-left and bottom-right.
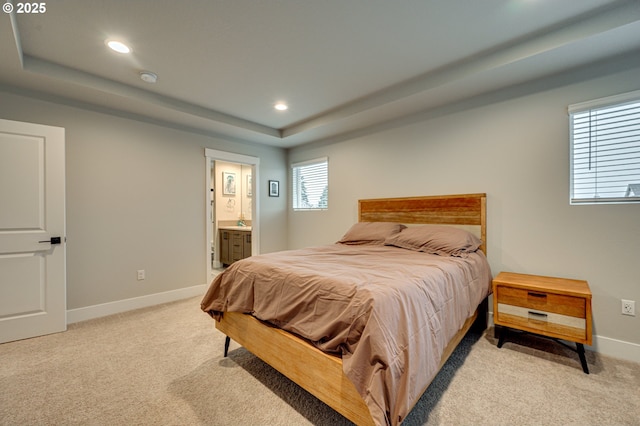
[{"x1": 139, "y1": 71, "x2": 158, "y2": 84}]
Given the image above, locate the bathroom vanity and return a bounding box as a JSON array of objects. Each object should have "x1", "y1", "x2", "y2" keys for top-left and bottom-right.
[{"x1": 219, "y1": 226, "x2": 252, "y2": 266}]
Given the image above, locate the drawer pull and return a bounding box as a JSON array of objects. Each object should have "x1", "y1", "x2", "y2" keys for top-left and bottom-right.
[
  {"x1": 528, "y1": 292, "x2": 547, "y2": 298},
  {"x1": 528, "y1": 311, "x2": 548, "y2": 318}
]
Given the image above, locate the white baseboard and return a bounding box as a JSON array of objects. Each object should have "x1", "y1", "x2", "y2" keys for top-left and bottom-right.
[
  {"x1": 68, "y1": 296, "x2": 639, "y2": 363},
  {"x1": 487, "y1": 312, "x2": 639, "y2": 363},
  {"x1": 67, "y1": 284, "x2": 208, "y2": 324},
  {"x1": 588, "y1": 335, "x2": 640, "y2": 364}
]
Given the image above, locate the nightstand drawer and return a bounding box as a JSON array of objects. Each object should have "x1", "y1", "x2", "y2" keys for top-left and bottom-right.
[
  {"x1": 495, "y1": 286, "x2": 585, "y2": 318},
  {"x1": 496, "y1": 304, "x2": 587, "y2": 341}
]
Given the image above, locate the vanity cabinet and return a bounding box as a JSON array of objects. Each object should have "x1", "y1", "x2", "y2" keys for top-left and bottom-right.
[{"x1": 220, "y1": 229, "x2": 252, "y2": 266}]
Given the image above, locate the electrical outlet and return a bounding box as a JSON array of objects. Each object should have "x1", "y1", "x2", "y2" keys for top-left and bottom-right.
[
  {"x1": 137, "y1": 269, "x2": 145, "y2": 281},
  {"x1": 622, "y1": 299, "x2": 635, "y2": 316}
]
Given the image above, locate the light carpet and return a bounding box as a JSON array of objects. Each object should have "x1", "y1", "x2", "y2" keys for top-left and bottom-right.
[{"x1": 1, "y1": 296, "x2": 638, "y2": 425}]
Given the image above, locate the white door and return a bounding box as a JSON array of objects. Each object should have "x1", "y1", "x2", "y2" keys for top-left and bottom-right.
[{"x1": 0, "y1": 118, "x2": 66, "y2": 344}]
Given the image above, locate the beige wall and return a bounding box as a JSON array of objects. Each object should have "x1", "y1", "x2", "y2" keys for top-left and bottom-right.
[
  {"x1": 0, "y1": 91, "x2": 288, "y2": 310},
  {"x1": 1, "y1": 58, "x2": 637, "y2": 356},
  {"x1": 289, "y1": 62, "x2": 640, "y2": 350}
]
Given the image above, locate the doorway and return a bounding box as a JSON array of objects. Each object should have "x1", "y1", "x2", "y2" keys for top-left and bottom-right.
[{"x1": 204, "y1": 149, "x2": 260, "y2": 280}]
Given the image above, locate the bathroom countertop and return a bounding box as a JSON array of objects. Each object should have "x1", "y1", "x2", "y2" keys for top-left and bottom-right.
[{"x1": 218, "y1": 226, "x2": 252, "y2": 231}]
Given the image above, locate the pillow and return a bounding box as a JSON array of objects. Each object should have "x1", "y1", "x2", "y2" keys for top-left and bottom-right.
[
  {"x1": 384, "y1": 224, "x2": 482, "y2": 257},
  {"x1": 338, "y1": 222, "x2": 406, "y2": 245}
]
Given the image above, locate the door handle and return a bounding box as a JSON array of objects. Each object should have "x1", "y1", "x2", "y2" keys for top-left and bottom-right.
[{"x1": 39, "y1": 237, "x2": 62, "y2": 245}]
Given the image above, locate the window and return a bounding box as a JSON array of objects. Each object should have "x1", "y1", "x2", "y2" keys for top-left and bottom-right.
[
  {"x1": 292, "y1": 157, "x2": 328, "y2": 210},
  {"x1": 569, "y1": 90, "x2": 640, "y2": 204}
]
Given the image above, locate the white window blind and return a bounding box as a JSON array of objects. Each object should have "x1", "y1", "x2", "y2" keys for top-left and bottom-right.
[
  {"x1": 292, "y1": 157, "x2": 328, "y2": 210},
  {"x1": 569, "y1": 90, "x2": 640, "y2": 204}
]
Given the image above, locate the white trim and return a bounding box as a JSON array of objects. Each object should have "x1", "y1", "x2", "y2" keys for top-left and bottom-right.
[
  {"x1": 488, "y1": 312, "x2": 639, "y2": 363},
  {"x1": 290, "y1": 156, "x2": 328, "y2": 168},
  {"x1": 571, "y1": 197, "x2": 640, "y2": 205},
  {"x1": 67, "y1": 284, "x2": 209, "y2": 324},
  {"x1": 588, "y1": 335, "x2": 640, "y2": 364},
  {"x1": 66, "y1": 301, "x2": 638, "y2": 363},
  {"x1": 205, "y1": 148, "x2": 260, "y2": 167},
  {"x1": 568, "y1": 89, "x2": 640, "y2": 114},
  {"x1": 204, "y1": 148, "x2": 260, "y2": 278}
]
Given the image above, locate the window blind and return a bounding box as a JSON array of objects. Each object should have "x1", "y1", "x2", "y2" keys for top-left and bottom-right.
[
  {"x1": 569, "y1": 90, "x2": 640, "y2": 204},
  {"x1": 292, "y1": 157, "x2": 328, "y2": 210}
]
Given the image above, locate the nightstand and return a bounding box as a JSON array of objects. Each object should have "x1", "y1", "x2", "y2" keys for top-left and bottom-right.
[{"x1": 493, "y1": 272, "x2": 593, "y2": 373}]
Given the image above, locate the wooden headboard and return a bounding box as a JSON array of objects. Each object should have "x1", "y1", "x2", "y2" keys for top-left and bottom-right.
[{"x1": 358, "y1": 193, "x2": 487, "y2": 254}]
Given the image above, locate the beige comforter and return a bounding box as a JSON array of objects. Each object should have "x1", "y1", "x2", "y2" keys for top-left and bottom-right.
[{"x1": 201, "y1": 243, "x2": 492, "y2": 425}]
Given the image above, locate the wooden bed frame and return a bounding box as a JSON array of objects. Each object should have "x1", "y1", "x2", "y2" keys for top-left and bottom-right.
[{"x1": 215, "y1": 193, "x2": 487, "y2": 425}]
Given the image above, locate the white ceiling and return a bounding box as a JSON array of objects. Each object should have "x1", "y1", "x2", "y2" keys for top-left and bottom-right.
[{"x1": 1, "y1": 0, "x2": 639, "y2": 148}]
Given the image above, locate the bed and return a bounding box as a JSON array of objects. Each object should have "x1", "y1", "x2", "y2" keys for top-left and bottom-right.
[{"x1": 201, "y1": 193, "x2": 491, "y2": 425}]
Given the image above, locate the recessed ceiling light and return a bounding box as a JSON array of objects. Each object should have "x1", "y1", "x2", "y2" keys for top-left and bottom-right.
[
  {"x1": 274, "y1": 103, "x2": 288, "y2": 111},
  {"x1": 106, "y1": 40, "x2": 131, "y2": 54}
]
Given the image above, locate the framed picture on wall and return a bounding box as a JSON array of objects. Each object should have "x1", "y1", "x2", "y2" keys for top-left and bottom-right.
[
  {"x1": 268, "y1": 180, "x2": 279, "y2": 197},
  {"x1": 222, "y1": 172, "x2": 236, "y2": 195}
]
